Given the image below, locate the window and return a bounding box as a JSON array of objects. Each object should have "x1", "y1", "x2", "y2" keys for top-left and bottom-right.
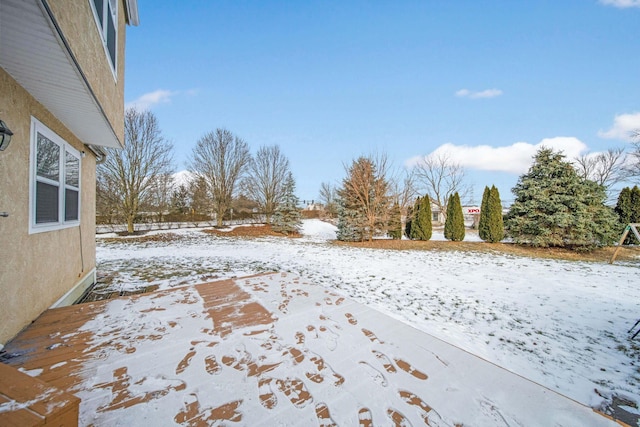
[
  {"x1": 30, "y1": 118, "x2": 81, "y2": 233},
  {"x1": 432, "y1": 212, "x2": 439, "y2": 222},
  {"x1": 90, "y1": 0, "x2": 118, "y2": 74}
]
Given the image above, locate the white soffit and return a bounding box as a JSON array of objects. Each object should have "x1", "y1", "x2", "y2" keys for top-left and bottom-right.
[{"x1": 0, "y1": 0, "x2": 123, "y2": 148}]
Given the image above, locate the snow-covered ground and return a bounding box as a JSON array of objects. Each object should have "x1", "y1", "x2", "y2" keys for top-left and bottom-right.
[{"x1": 97, "y1": 219, "x2": 640, "y2": 417}]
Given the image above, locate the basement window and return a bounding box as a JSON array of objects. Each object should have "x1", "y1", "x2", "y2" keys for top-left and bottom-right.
[
  {"x1": 29, "y1": 118, "x2": 81, "y2": 234},
  {"x1": 90, "y1": 0, "x2": 118, "y2": 75}
]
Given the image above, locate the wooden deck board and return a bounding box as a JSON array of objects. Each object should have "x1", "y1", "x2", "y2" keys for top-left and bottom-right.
[
  {"x1": 0, "y1": 273, "x2": 623, "y2": 426},
  {"x1": 0, "y1": 362, "x2": 80, "y2": 426}
]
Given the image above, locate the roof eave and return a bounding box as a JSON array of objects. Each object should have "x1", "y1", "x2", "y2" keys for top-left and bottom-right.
[
  {"x1": 124, "y1": 0, "x2": 140, "y2": 26},
  {"x1": 0, "y1": 0, "x2": 126, "y2": 149}
]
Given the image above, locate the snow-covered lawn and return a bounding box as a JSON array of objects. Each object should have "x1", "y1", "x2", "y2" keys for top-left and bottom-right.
[{"x1": 96, "y1": 219, "x2": 640, "y2": 416}]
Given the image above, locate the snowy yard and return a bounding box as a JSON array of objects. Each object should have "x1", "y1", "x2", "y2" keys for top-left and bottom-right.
[{"x1": 96, "y1": 219, "x2": 640, "y2": 419}]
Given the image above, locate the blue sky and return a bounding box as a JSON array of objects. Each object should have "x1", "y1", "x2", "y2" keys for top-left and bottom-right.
[{"x1": 125, "y1": 0, "x2": 640, "y2": 204}]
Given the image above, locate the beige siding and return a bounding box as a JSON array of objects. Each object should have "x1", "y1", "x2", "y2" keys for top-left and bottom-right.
[
  {"x1": 0, "y1": 69, "x2": 96, "y2": 345},
  {"x1": 47, "y1": 0, "x2": 127, "y2": 144}
]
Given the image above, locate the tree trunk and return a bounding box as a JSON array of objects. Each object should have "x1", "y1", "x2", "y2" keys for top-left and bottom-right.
[{"x1": 127, "y1": 215, "x2": 135, "y2": 234}]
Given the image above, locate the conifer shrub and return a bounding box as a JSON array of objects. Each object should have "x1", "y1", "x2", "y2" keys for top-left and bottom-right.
[
  {"x1": 444, "y1": 192, "x2": 465, "y2": 241},
  {"x1": 410, "y1": 195, "x2": 432, "y2": 240},
  {"x1": 478, "y1": 186, "x2": 491, "y2": 241},
  {"x1": 479, "y1": 185, "x2": 504, "y2": 243}
]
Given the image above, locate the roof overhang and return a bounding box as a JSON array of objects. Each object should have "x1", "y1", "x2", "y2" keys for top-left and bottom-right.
[
  {"x1": 0, "y1": 0, "x2": 137, "y2": 149},
  {"x1": 124, "y1": 0, "x2": 140, "y2": 26}
]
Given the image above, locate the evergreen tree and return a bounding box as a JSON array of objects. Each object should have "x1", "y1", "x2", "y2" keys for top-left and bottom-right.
[
  {"x1": 272, "y1": 172, "x2": 302, "y2": 235},
  {"x1": 388, "y1": 203, "x2": 402, "y2": 239},
  {"x1": 444, "y1": 192, "x2": 465, "y2": 241},
  {"x1": 616, "y1": 186, "x2": 640, "y2": 244},
  {"x1": 478, "y1": 186, "x2": 491, "y2": 241},
  {"x1": 336, "y1": 198, "x2": 365, "y2": 242},
  {"x1": 486, "y1": 186, "x2": 504, "y2": 243},
  {"x1": 336, "y1": 156, "x2": 391, "y2": 241},
  {"x1": 190, "y1": 176, "x2": 210, "y2": 217},
  {"x1": 631, "y1": 186, "x2": 640, "y2": 224},
  {"x1": 404, "y1": 202, "x2": 414, "y2": 238},
  {"x1": 615, "y1": 187, "x2": 634, "y2": 244},
  {"x1": 171, "y1": 184, "x2": 190, "y2": 215},
  {"x1": 410, "y1": 195, "x2": 432, "y2": 240},
  {"x1": 505, "y1": 148, "x2": 617, "y2": 250},
  {"x1": 479, "y1": 185, "x2": 504, "y2": 243}
]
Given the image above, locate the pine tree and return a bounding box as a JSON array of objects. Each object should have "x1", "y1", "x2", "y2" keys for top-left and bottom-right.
[
  {"x1": 505, "y1": 148, "x2": 617, "y2": 250},
  {"x1": 444, "y1": 192, "x2": 465, "y2": 241},
  {"x1": 410, "y1": 195, "x2": 432, "y2": 240},
  {"x1": 336, "y1": 199, "x2": 365, "y2": 242},
  {"x1": 388, "y1": 203, "x2": 402, "y2": 239},
  {"x1": 272, "y1": 172, "x2": 302, "y2": 236},
  {"x1": 478, "y1": 186, "x2": 491, "y2": 241}
]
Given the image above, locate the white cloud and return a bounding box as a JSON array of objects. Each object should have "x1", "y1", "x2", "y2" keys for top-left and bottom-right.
[
  {"x1": 455, "y1": 88, "x2": 503, "y2": 99},
  {"x1": 598, "y1": 112, "x2": 640, "y2": 141},
  {"x1": 407, "y1": 137, "x2": 588, "y2": 174},
  {"x1": 599, "y1": 0, "x2": 640, "y2": 8},
  {"x1": 125, "y1": 89, "x2": 179, "y2": 110}
]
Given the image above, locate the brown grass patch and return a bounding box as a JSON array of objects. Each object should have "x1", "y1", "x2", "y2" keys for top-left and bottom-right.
[
  {"x1": 203, "y1": 224, "x2": 301, "y2": 238},
  {"x1": 333, "y1": 239, "x2": 640, "y2": 263},
  {"x1": 101, "y1": 233, "x2": 184, "y2": 244}
]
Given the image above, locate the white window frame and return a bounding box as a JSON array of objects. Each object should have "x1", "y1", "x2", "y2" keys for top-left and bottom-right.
[
  {"x1": 29, "y1": 117, "x2": 82, "y2": 234},
  {"x1": 89, "y1": 0, "x2": 118, "y2": 78}
]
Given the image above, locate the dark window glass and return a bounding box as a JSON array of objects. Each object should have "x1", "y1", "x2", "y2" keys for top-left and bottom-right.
[
  {"x1": 93, "y1": 0, "x2": 104, "y2": 26},
  {"x1": 65, "y1": 189, "x2": 79, "y2": 221},
  {"x1": 36, "y1": 181, "x2": 59, "y2": 224},
  {"x1": 106, "y1": 4, "x2": 116, "y2": 67}
]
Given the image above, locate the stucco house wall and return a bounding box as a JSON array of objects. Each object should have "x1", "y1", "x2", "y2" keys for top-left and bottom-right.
[
  {"x1": 0, "y1": 69, "x2": 97, "y2": 345},
  {"x1": 0, "y1": 0, "x2": 138, "y2": 346}
]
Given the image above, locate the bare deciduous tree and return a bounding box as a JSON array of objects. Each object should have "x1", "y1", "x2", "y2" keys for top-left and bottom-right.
[
  {"x1": 318, "y1": 181, "x2": 338, "y2": 218},
  {"x1": 391, "y1": 168, "x2": 418, "y2": 215},
  {"x1": 624, "y1": 130, "x2": 640, "y2": 182},
  {"x1": 338, "y1": 153, "x2": 392, "y2": 242},
  {"x1": 97, "y1": 108, "x2": 174, "y2": 234},
  {"x1": 189, "y1": 128, "x2": 251, "y2": 227},
  {"x1": 413, "y1": 152, "x2": 468, "y2": 219},
  {"x1": 146, "y1": 173, "x2": 175, "y2": 222},
  {"x1": 574, "y1": 147, "x2": 626, "y2": 191},
  {"x1": 242, "y1": 145, "x2": 290, "y2": 223}
]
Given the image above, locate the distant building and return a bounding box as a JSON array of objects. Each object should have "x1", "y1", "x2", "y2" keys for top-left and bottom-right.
[{"x1": 462, "y1": 206, "x2": 481, "y2": 228}]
